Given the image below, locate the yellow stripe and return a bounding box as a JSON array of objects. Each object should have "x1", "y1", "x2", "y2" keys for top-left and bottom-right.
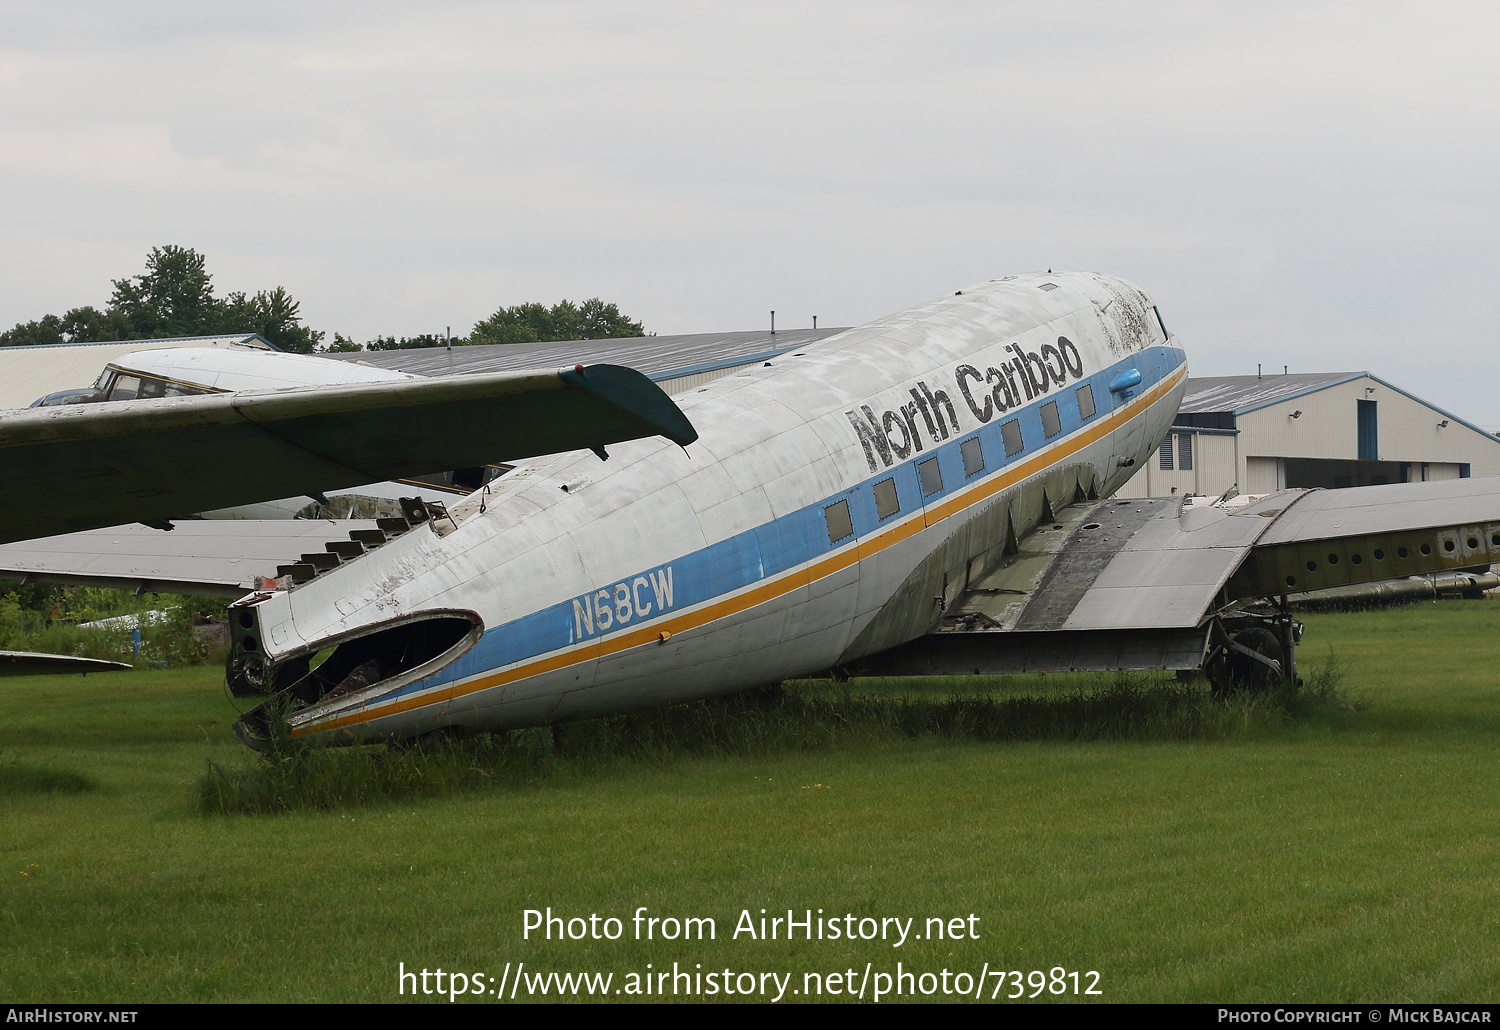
[{"x1": 299, "y1": 363, "x2": 1186, "y2": 735}]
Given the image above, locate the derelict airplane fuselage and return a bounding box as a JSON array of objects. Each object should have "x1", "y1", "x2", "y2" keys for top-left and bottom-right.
[{"x1": 227, "y1": 271, "x2": 1186, "y2": 746}]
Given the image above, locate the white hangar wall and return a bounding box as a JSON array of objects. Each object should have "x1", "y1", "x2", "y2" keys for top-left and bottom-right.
[
  {"x1": 0, "y1": 333, "x2": 275, "y2": 410},
  {"x1": 1117, "y1": 373, "x2": 1500, "y2": 499}
]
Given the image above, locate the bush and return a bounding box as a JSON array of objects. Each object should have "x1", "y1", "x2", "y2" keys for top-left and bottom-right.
[{"x1": 0, "y1": 586, "x2": 229, "y2": 667}]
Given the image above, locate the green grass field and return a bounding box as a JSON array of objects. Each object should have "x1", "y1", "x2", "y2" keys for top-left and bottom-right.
[{"x1": 3, "y1": 602, "x2": 1499, "y2": 1003}]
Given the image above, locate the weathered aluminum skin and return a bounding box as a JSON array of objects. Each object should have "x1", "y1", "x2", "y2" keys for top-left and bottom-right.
[
  {"x1": 1054, "y1": 493, "x2": 1285, "y2": 630},
  {"x1": 238, "y1": 271, "x2": 1188, "y2": 743},
  {"x1": 929, "y1": 493, "x2": 1285, "y2": 636}
]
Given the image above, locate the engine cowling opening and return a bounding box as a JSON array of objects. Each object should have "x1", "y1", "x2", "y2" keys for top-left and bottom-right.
[{"x1": 234, "y1": 610, "x2": 481, "y2": 750}]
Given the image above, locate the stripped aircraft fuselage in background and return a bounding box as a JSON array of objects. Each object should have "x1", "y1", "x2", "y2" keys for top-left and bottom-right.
[{"x1": 231, "y1": 271, "x2": 1187, "y2": 747}]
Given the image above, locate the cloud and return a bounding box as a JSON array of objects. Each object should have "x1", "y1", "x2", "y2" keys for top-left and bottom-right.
[{"x1": 0, "y1": 1, "x2": 1496, "y2": 419}]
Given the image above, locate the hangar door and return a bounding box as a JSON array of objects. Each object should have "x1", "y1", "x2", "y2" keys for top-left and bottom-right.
[{"x1": 1357, "y1": 399, "x2": 1378, "y2": 461}]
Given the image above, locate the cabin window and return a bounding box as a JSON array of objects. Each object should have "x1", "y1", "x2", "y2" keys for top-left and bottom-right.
[
  {"x1": 1002, "y1": 419, "x2": 1023, "y2": 457},
  {"x1": 1159, "y1": 439, "x2": 1173, "y2": 470},
  {"x1": 163, "y1": 381, "x2": 211, "y2": 397},
  {"x1": 1076, "y1": 384, "x2": 1096, "y2": 420},
  {"x1": 1178, "y1": 433, "x2": 1193, "y2": 471},
  {"x1": 961, "y1": 437, "x2": 984, "y2": 477},
  {"x1": 918, "y1": 457, "x2": 943, "y2": 497},
  {"x1": 824, "y1": 499, "x2": 854, "y2": 544},
  {"x1": 1040, "y1": 401, "x2": 1061, "y2": 439},
  {"x1": 873, "y1": 478, "x2": 900, "y2": 519}
]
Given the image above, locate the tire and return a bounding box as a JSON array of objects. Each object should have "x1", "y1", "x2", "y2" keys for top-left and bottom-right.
[{"x1": 1209, "y1": 627, "x2": 1283, "y2": 697}]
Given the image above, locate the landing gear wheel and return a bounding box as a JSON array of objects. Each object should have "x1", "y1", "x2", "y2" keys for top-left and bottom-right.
[
  {"x1": 226, "y1": 650, "x2": 268, "y2": 697},
  {"x1": 1209, "y1": 627, "x2": 1284, "y2": 697},
  {"x1": 225, "y1": 651, "x2": 309, "y2": 698}
]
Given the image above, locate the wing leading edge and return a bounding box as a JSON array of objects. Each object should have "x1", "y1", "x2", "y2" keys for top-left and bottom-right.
[{"x1": 0, "y1": 363, "x2": 697, "y2": 546}]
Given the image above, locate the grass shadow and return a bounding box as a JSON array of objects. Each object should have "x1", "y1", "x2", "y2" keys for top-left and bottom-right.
[{"x1": 0, "y1": 751, "x2": 95, "y2": 795}]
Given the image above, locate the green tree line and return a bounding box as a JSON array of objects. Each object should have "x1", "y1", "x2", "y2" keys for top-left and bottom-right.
[
  {"x1": 1, "y1": 246, "x2": 647, "y2": 354},
  {"x1": 1, "y1": 246, "x2": 324, "y2": 353}
]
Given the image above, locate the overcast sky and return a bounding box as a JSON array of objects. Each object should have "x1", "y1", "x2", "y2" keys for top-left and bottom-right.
[{"x1": 2, "y1": 2, "x2": 1496, "y2": 423}]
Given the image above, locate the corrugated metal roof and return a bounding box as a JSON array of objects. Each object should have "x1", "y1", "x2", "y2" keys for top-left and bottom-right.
[
  {"x1": 1179, "y1": 371, "x2": 1500, "y2": 444},
  {"x1": 1178, "y1": 373, "x2": 1361, "y2": 414},
  {"x1": 0, "y1": 334, "x2": 274, "y2": 411},
  {"x1": 327, "y1": 328, "x2": 849, "y2": 381}
]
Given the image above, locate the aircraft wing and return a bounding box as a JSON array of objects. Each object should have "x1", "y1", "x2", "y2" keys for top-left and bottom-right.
[
  {"x1": 0, "y1": 651, "x2": 132, "y2": 676},
  {"x1": 0, "y1": 519, "x2": 387, "y2": 597},
  {"x1": 852, "y1": 478, "x2": 1500, "y2": 676},
  {"x1": 0, "y1": 363, "x2": 696, "y2": 545}
]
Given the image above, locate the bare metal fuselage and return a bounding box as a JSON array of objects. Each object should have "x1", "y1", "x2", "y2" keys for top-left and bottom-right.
[{"x1": 232, "y1": 272, "x2": 1187, "y2": 746}]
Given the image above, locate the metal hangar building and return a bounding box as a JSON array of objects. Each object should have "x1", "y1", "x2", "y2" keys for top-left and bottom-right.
[{"x1": 1117, "y1": 371, "x2": 1500, "y2": 499}]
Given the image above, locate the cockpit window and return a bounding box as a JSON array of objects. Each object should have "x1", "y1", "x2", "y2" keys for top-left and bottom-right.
[
  {"x1": 96, "y1": 366, "x2": 215, "y2": 401},
  {"x1": 107, "y1": 374, "x2": 142, "y2": 401}
]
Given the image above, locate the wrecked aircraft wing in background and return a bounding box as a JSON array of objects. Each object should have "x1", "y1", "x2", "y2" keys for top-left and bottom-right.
[
  {"x1": 0, "y1": 364, "x2": 697, "y2": 546},
  {"x1": 0, "y1": 651, "x2": 131, "y2": 676},
  {"x1": 0, "y1": 519, "x2": 387, "y2": 597}
]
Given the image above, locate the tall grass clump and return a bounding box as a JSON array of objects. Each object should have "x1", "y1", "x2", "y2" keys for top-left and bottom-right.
[{"x1": 201, "y1": 664, "x2": 1355, "y2": 816}]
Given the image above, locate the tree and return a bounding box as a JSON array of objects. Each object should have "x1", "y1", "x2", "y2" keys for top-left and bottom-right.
[
  {"x1": 0, "y1": 246, "x2": 322, "y2": 352},
  {"x1": 0, "y1": 314, "x2": 65, "y2": 348},
  {"x1": 109, "y1": 245, "x2": 220, "y2": 338},
  {"x1": 220, "y1": 286, "x2": 323, "y2": 354},
  {"x1": 59, "y1": 305, "x2": 132, "y2": 343},
  {"x1": 468, "y1": 298, "x2": 645, "y2": 346},
  {"x1": 0, "y1": 306, "x2": 132, "y2": 348}
]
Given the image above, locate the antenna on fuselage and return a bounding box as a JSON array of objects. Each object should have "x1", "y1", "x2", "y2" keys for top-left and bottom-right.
[{"x1": 770, "y1": 310, "x2": 776, "y2": 335}]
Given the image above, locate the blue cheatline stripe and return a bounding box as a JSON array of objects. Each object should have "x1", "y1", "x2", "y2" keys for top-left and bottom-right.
[{"x1": 386, "y1": 346, "x2": 1185, "y2": 701}]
